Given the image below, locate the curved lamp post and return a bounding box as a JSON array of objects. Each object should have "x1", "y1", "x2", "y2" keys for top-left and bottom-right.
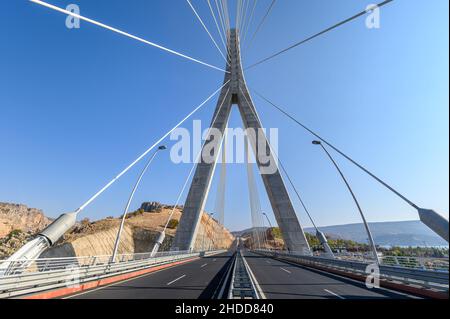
[
  {"x1": 111, "y1": 145, "x2": 166, "y2": 263},
  {"x1": 312, "y1": 141, "x2": 379, "y2": 265},
  {"x1": 207, "y1": 213, "x2": 215, "y2": 251}
]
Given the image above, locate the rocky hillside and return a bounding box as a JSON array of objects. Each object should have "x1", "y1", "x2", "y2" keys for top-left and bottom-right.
[
  {"x1": 0, "y1": 229, "x2": 34, "y2": 259},
  {"x1": 0, "y1": 202, "x2": 235, "y2": 259},
  {"x1": 42, "y1": 206, "x2": 234, "y2": 258},
  {"x1": 0, "y1": 203, "x2": 51, "y2": 238}
]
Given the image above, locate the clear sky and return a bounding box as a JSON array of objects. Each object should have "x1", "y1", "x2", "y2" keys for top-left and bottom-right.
[{"x1": 0, "y1": 0, "x2": 448, "y2": 232}]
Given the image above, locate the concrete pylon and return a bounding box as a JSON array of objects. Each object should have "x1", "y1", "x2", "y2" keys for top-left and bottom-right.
[{"x1": 172, "y1": 29, "x2": 311, "y2": 255}]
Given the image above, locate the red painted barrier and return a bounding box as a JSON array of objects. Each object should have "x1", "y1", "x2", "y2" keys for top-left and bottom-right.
[{"x1": 276, "y1": 257, "x2": 449, "y2": 300}]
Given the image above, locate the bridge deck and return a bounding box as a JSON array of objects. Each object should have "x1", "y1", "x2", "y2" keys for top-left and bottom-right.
[
  {"x1": 62, "y1": 250, "x2": 418, "y2": 299},
  {"x1": 242, "y1": 251, "x2": 416, "y2": 299},
  {"x1": 64, "y1": 251, "x2": 233, "y2": 299}
]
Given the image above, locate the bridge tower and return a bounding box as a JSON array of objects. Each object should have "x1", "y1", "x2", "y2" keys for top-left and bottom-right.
[{"x1": 172, "y1": 29, "x2": 311, "y2": 254}]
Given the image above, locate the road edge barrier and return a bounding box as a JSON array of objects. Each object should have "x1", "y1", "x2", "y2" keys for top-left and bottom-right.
[
  {"x1": 0, "y1": 250, "x2": 226, "y2": 299},
  {"x1": 253, "y1": 250, "x2": 449, "y2": 299}
]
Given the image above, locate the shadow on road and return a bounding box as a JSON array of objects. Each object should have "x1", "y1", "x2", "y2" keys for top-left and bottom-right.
[{"x1": 199, "y1": 253, "x2": 235, "y2": 299}]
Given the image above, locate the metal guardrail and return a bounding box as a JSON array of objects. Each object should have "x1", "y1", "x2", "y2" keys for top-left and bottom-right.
[
  {"x1": 0, "y1": 251, "x2": 190, "y2": 276},
  {"x1": 328, "y1": 252, "x2": 449, "y2": 272},
  {"x1": 0, "y1": 250, "x2": 226, "y2": 299},
  {"x1": 380, "y1": 255, "x2": 449, "y2": 271},
  {"x1": 254, "y1": 250, "x2": 449, "y2": 291}
]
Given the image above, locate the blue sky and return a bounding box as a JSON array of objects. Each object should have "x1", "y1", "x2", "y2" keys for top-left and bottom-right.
[{"x1": 0, "y1": 0, "x2": 448, "y2": 232}]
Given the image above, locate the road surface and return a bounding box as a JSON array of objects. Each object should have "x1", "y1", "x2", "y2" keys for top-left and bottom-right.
[
  {"x1": 66, "y1": 251, "x2": 234, "y2": 299},
  {"x1": 65, "y1": 250, "x2": 416, "y2": 299},
  {"x1": 242, "y1": 251, "x2": 415, "y2": 299}
]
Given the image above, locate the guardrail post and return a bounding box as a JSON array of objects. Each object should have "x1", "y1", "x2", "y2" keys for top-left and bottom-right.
[{"x1": 42, "y1": 260, "x2": 50, "y2": 272}]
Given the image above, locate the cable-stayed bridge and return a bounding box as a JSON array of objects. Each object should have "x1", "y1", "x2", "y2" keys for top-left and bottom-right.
[{"x1": 0, "y1": 0, "x2": 448, "y2": 300}]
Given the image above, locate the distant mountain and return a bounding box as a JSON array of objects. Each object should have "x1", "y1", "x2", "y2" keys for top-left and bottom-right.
[
  {"x1": 233, "y1": 220, "x2": 448, "y2": 247},
  {"x1": 232, "y1": 227, "x2": 267, "y2": 238},
  {"x1": 304, "y1": 220, "x2": 448, "y2": 247}
]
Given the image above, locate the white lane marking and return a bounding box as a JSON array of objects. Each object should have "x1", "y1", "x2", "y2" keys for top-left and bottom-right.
[
  {"x1": 200, "y1": 263, "x2": 208, "y2": 268},
  {"x1": 324, "y1": 289, "x2": 345, "y2": 299},
  {"x1": 266, "y1": 260, "x2": 271, "y2": 264},
  {"x1": 213, "y1": 259, "x2": 217, "y2": 262},
  {"x1": 280, "y1": 267, "x2": 291, "y2": 274},
  {"x1": 63, "y1": 261, "x2": 192, "y2": 299},
  {"x1": 167, "y1": 275, "x2": 186, "y2": 286}
]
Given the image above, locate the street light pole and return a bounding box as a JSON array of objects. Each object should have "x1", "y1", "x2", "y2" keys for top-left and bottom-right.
[
  {"x1": 313, "y1": 141, "x2": 380, "y2": 265},
  {"x1": 208, "y1": 213, "x2": 215, "y2": 251},
  {"x1": 111, "y1": 145, "x2": 166, "y2": 263},
  {"x1": 254, "y1": 92, "x2": 448, "y2": 243},
  {"x1": 201, "y1": 212, "x2": 213, "y2": 252},
  {"x1": 201, "y1": 212, "x2": 206, "y2": 252}
]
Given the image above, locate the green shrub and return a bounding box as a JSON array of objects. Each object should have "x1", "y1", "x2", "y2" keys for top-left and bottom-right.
[
  {"x1": 8, "y1": 229, "x2": 23, "y2": 238},
  {"x1": 167, "y1": 219, "x2": 179, "y2": 229},
  {"x1": 270, "y1": 227, "x2": 282, "y2": 239}
]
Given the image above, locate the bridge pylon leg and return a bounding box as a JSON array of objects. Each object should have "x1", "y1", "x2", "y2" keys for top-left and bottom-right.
[{"x1": 172, "y1": 29, "x2": 311, "y2": 255}]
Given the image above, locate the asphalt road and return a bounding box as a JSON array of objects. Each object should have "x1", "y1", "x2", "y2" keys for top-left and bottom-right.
[
  {"x1": 64, "y1": 250, "x2": 418, "y2": 299},
  {"x1": 242, "y1": 251, "x2": 417, "y2": 299},
  {"x1": 66, "y1": 251, "x2": 234, "y2": 299}
]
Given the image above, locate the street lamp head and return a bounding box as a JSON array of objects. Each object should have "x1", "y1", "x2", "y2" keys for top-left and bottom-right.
[
  {"x1": 312, "y1": 140, "x2": 322, "y2": 145},
  {"x1": 158, "y1": 145, "x2": 167, "y2": 150}
]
